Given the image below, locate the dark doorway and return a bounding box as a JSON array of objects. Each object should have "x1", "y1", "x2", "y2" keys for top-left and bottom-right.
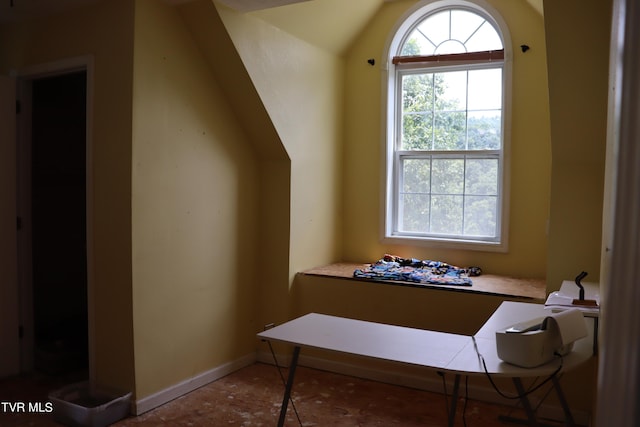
[{"x1": 30, "y1": 71, "x2": 88, "y2": 376}]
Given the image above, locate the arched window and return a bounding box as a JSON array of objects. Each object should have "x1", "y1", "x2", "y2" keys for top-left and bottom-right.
[{"x1": 383, "y1": 0, "x2": 511, "y2": 251}]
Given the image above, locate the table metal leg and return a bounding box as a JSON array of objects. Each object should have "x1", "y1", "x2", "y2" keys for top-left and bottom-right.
[
  {"x1": 552, "y1": 374, "x2": 576, "y2": 427},
  {"x1": 499, "y1": 375, "x2": 579, "y2": 427},
  {"x1": 592, "y1": 317, "x2": 599, "y2": 356},
  {"x1": 512, "y1": 377, "x2": 540, "y2": 427},
  {"x1": 277, "y1": 346, "x2": 301, "y2": 427},
  {"x1": 448, "y1": 374, "x2": 461, "y2": 427}
]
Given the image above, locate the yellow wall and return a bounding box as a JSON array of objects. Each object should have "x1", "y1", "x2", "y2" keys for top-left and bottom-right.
[
  {"x1": 177, "y1": 0, "x2": 294, "y2": 364},
  {"x1": 216, "y1": 3, "x2": 344, "y2": 329},
  {"x1": 0, "y1": 0, "x2": 136, "y2": 392},
  {"x1": 131, "y1": 0, "x2": 259, "y2": 398},
  {"x1": 544, "y1": 0, "x2": 611, "y2": 290},
  {"x1": 342, "y1": 0, "x2": 552, "y2": 279},
  {"x1": 543, "y1": 1, "x2": 611, "y2": 414}
]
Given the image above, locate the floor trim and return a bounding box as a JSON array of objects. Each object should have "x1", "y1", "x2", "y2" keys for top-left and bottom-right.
[{"x1": 134, "y1": 353, "x2": 256, "y2": 415}]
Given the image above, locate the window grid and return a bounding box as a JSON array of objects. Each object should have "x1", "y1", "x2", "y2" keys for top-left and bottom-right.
[
  {"x1": 396, "y1": 153, "x2": 500, "y2": 240},
  {"x1": 397, "y1": 63, "x2": 504, "y2": 153},
  {"x1": 386, "y1": 1, "x2": 508, "y2": 249}
]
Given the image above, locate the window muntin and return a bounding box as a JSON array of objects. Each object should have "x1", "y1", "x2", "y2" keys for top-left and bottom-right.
[
  {"x1": 400, "y1": 8, "x2": 503, "y2": 57},
  {"x1": 397, "y1": 155, "x2": 499, "y2": 239},
  {"x1": 386, "y1": 2, "x2": 508, "y2": 249},
  {"x1": 399, "y1": 66, "x2": 502, "y2": 152}
]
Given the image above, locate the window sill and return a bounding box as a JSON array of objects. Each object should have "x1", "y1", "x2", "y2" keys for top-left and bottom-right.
[
  {"x1": 299, "y1": 263, "x2": 546, "y2": 302},
  {"x1": 382, "y1": 234, "x2": 508, "y2": 253}
]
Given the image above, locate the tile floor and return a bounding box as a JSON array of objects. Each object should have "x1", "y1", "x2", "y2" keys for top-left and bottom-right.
[{"x1": 0, "y1": 362, "x2": 566, "y2": 426}]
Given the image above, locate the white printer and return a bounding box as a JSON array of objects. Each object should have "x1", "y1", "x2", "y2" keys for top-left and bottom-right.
[{"x1": 495, "y1": 309, "x2": 588, "y2": 368}]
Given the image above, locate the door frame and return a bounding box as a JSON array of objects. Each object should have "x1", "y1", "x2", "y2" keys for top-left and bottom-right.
[
  {"x1": 14, "y1": 55, "x2": 95, "y2": 379},
  {"x1": 596, "y1": 0, "x2": 640, "y2": 424},
  {"x1": 0, "y1": 75, "x2": 19, "y2": 378}
]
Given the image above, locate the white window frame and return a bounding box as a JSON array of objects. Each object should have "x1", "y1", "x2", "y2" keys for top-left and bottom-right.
[{"x1": 381, "y1": 0, "x2": 512, "y2": 252}]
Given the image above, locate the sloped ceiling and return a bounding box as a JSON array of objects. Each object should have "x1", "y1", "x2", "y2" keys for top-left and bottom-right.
[
  {"x1": 527, "y1": 0, "x2": 543, "y2": 15},
  {"x1": 216, "y1": 0, "x2": 389, "y2": 55},
  {"x1": 215, "y1": 0, "x2": 312, "y2": 12},
  {"x1": 1, "y1": 0, "x2": 544, "y2": 54},
  {"x1": 216, "y1": 0, "x2": 543, "y2": 56}
]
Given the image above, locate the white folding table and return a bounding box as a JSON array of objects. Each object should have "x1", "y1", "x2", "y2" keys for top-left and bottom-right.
[{"x1": 257, "y1": 301, "x2": 593, "y2": 427}]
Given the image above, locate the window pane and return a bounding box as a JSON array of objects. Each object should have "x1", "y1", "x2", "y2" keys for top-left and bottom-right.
[
  {"x1": 467, "y1": 111, "x2": 501, "y2": 150},
  {"x1": 468, "y1": 69, "x2": 502, "y2": 110},
  {"x1": 434, "y1": 111, "x2": 466, "y2": 150},
  {"x1": 402, "y1": 113, "x2": 432, "y2": 150},
  {"x1": 450, "y1": 10, "x2": 485, "y2": 45},
  {"x1": 431, "y1": 195, "x2": 463, "y2": 234},
  {"x1": 399, "y1": 9, "x2": 502, "y2": 56},
  {"x1": 432, "y1": 159, "x2": 464, "y2": 194},
  {"x1": 401, "y1": 36, "x2": 429, "y2": 56},
  {"x1": 416, "y1": 11, "x2": 449, "y2": 51},
  {"x1": 436, "y1": 71, "x2": 467, "y2": 110},
  {"x1": 403, "y1": 73, "x2": 434, "y2": 112},
  {"x1": 402, "y1": 159, "x2": 431, "y2": 192},
  {"x1": 400, "y1": 193, "x2": 430, "y2": 232},
  {"x1": 435, "y1": 40, "x2": 466, "y2": 55},
  {"x1": 402, "y1": 73, "x2": 434, "y2": 150},
  {"x1": 465, "y1": 21, "x2": 503, "y2": 52},
  {"x1": 464, "y1": 195, "x2": 497, "y2": 236},
  {"x1": 465, "y1": 158, "x2": 498, "y2": 195}
]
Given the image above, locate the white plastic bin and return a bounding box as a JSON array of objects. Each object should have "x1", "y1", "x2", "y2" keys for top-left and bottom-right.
[{"x1": 48, "y1": 381, "x2": 131, "y2": 427}]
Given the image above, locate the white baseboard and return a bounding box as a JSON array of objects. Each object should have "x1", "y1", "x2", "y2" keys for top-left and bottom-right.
[
  {"x1": 257, "y1": 349, "x2": 590, "y2": 426},
  {"x1": 134, "y1": 353, "x2": 257, "y2": 415}
]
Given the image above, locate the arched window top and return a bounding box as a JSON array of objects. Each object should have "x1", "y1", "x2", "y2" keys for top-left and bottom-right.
[{"x1": 399, "y1": 8, "x2": 503, "y2": 57}]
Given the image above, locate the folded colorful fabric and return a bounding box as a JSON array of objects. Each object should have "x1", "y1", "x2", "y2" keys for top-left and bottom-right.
[{"x1": 353, "y1": 254, "x2": 478, "y2": 286}]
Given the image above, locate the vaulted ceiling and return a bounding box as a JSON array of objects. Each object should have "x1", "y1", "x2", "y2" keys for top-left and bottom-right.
[
  {"x1": 216, "y1": 0, "x2": 543, "y2": 55},
  {"x1": 0, "y1": 0, "x2": 543, "y2": 55},
  {"x1": 246, "y1": 0, "x2": 388, "y2": 55},
  {"x1": 216, "y1": 0, "x2": 313, "y2": 11}
]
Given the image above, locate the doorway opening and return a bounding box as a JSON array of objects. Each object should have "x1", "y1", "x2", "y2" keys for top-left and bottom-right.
[{"x1": 18, "y1": 70, "x2": 89, "y2": 379}]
